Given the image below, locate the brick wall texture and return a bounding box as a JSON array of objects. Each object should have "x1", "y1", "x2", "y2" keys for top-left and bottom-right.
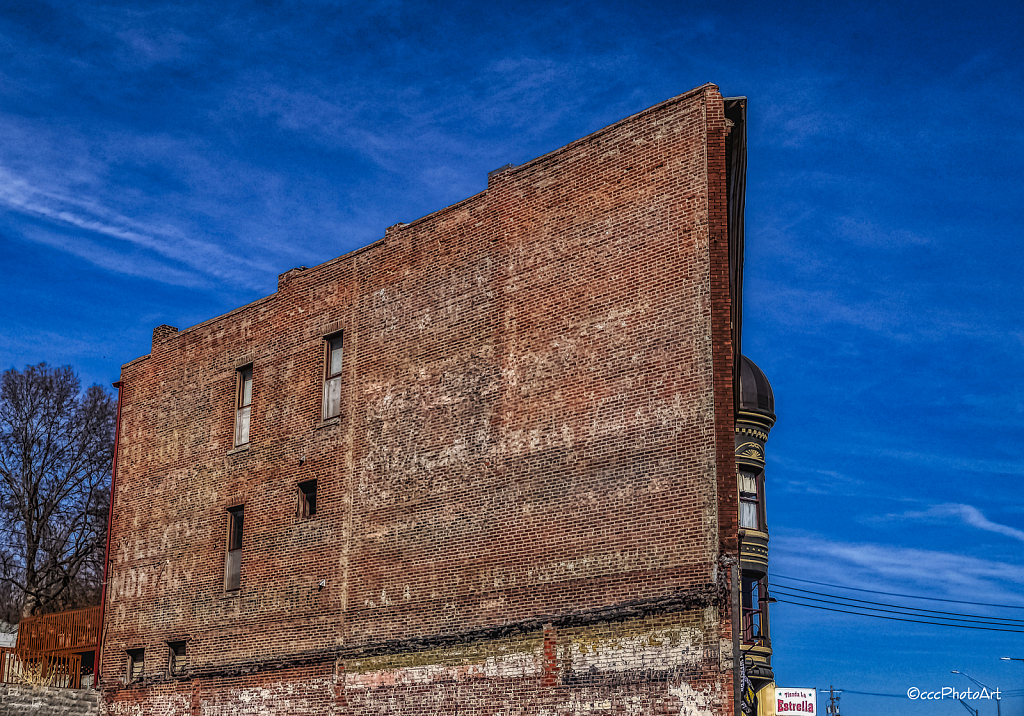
[{"x1": 100, "y1": 83, "x2": 741, "y2": 715}]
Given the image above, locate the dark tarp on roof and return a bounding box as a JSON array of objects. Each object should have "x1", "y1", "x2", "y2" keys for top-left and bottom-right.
[{"x1": 724, "y1": 96, "x2": 747, "y2": 413}]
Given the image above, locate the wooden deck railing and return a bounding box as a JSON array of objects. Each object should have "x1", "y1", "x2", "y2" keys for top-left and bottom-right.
[
  {"x1": 0, "y1": 647, "x2": 82, "y2": 689},
  {"x1": 15, "y1": 605, "x2": 101, "y2": 654}
]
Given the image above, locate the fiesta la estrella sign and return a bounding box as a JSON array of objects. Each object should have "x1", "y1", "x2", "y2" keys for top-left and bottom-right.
[{"x1": 777, "y1": 688, "x2": 817, "y2": 714}]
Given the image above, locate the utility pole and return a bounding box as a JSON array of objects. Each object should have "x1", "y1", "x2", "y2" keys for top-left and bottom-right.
[
  {"x1": 952, "y1": 669, "x2": 1000, "y2": 716},
  {"x1": 958, "y1": 699, "x2": 979, "y2": 716},
  {"x1": 825, "y1": 686, "x2": 841, "y2": 715}
]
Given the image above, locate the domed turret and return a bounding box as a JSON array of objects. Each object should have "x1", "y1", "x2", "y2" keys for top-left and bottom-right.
[
  {"x1": 739, "y1": 355, "x2": 775, "y2": 423},
  {"x1": 735, "y1": 355, "x2": 776, "y2": 686}
]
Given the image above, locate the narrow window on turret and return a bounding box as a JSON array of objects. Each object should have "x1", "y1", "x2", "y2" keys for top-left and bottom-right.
[
  {"x1": 741, "y1": 576, "x2": 763, "y2": 643},
  {"x1": 739, "y1": 470, "x2": 760, "y2": 530},
  {"x1": 235, "y1": 366, "x2": 253, "y2": 445},
  {"x1": 225, "y1": 506, "x2": 244, "y2": 591},
  {"x1": 323, "y1": 333, "x2": 343, "y2": 420}
]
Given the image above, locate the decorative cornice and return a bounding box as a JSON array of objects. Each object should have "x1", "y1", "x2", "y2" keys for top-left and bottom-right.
[
  {"x1": 735, "y1": 442, "x2": 764, "y2": 462},
  {"x1": 736, "y1": 410, "x2": 775, "y2": 430},
  {"x1": 734, "y1": 426, "x2": 768, "y2": 441}
]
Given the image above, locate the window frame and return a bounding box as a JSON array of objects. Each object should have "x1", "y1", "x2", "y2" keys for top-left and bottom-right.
[
  {"x1": 126, "y1": 647, "x2": 145, "y2": 683},
  {"x1": 224, "y1": 506, "x2": 244, "y2": 592},
  {"x1": 322, "y1": 333, "x2": 344, "y2": 421},
  {"x1": 234, "y1": 365, "x2": 253, "y2": 446},
  {"x1": 738, "y1": 469, "x2": 761, "y2": 531},
  {"x1": 741, "y1": 576, "x2": 764, "y2": 644},
  {"x1": 167, "y1": 640, "x2": 187, "y2": 677}
]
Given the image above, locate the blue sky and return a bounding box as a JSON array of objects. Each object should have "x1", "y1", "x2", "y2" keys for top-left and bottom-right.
[{"x1": 2, "y1": 0, "x2": 1022, "y2": 710}]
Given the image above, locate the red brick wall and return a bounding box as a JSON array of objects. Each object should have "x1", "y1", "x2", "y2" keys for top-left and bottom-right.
[{"x1": 101, "y1": 83, "x2": 739, "y2": 715}]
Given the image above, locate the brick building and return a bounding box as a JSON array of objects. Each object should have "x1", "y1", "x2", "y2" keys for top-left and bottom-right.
[{"x1": 98, "y1": 83, "x2": 777, "y2": 715}]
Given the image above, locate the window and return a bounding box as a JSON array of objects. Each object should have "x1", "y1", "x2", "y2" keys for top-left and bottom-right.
[
  {"x1": 126, "y1": 648, "x2": 144, "y2": 682},
  {"x1": 741, "y1": 576, "x2": 763, "y2": 644},
  {"x1": 225, "y1": 506, "x2": 244, "y2": 591},
  {"x1": 297, "y1": 480, "x2": 317, "y2": 519},
  {"x1": 235, "y1": 366, "x2": 253, "y2": 446},
  {"x1": 738, "y1": 470, "x2": 760, "y2": 530},
  {"x1": 168, "y1": 641, "x2": 187, "y2": 676},
  {"x1": 323, "y1": 333, "x2": 343, "y2": 420}
]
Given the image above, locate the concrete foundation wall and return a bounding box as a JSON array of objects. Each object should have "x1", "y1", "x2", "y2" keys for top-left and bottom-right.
[
  {"x1": 1, "y1": 685, "x2": 100, "y2": 715},
  {"x1": 103, "y1": 612, "x2": 730, "y2": 715}
]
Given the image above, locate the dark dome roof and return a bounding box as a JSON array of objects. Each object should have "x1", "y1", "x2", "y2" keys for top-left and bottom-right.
[{"x1": 739, "y1": 355, "x2": 775, "y2": 418}]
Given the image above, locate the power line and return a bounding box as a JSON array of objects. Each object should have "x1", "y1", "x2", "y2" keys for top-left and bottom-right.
[
  {"x1": 823, "y1": 689, "x2": 901, "y2": 698},
  {"x1": 775, "y1": 591, "x2": 1024, "y2": 630},
  {"x1": 772, "y1": 586, "x2": 1024, "y2": 626},
  {"x1": 775, "y1": 598, "x2": 1024, "y2": 633},
  {"x1": 819, "y1": 689, "x2": 1024, "y2": 699},
  {"x1": 774, "y1": 574, "x2": 1024, "y2": 610}
]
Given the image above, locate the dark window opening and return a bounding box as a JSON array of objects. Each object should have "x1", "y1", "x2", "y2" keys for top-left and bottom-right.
[
  {"x1": 235, "y1": 366, "x2": 253, "y2": 446},
  {"x1": 323, "y1": 333, "x2": 343, "y2": 420},
  {"x1": 741, "y1": 576, "x2": 765, "y2": 644},
  {"x1": 298, "y1": 480, "x2": 317, "y2": 519},
  {"x1": 168, "y1": 641, "x2": 187, "y2": 676},
  {"x1": 225, "y1": 506, "x2": 244, "y2": 591},
  {"x1": 126, "y1": 648, "x2": 144, "y2": 682}
]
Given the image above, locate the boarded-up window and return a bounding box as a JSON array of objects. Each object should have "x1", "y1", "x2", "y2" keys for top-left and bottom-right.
[
  {"x1": 225, "y1": 506, "x2": 244, "y2": 591},
  {"x1": 126, "y1": 648, "x2": 144, "y2": 682},
  {"x1": 323, "y1": 334, "x2": 343, "y2": 420},
  {"x1": 298, "y1": 480, "x2": 317, "y2": 519},
  {"x1": 235, "y1": 366, "x2": 253, "y2": 446},
  {"x1": 168, "y1": 641, "x2": 187, "y2": 676}
]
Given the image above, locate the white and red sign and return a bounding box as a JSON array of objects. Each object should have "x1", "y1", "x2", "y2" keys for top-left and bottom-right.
[{"x1": 777, "y1": 688, "x2": 817, "y2": 714}]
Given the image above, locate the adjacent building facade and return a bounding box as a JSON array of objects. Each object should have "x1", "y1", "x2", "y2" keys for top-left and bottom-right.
[
  {"x1": 98, "y1": 83, "x2": 776, "y2": 715},
  {"x1": 736, "y1": 356, "x2": 777, "y2": 711}
]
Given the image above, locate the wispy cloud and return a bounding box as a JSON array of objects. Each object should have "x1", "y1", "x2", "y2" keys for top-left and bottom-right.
[
  {"x1": 20, "y1": 227, "x2": 204, "y2": 288},
  {"x1": 770, "y1": 457, "x2": 867, "y2": 496},
  {"x1": 834, "y1": 215, "x2": 931, "y2": 248},
  {"x1": 223, "y1": 51, "x2": 624, "y2": 177},
  {"x1": 751, "y1": 277, "x2": 1018, "y2": 347},
  {"x1": 757, "y1": 73, "x2": 854, "y2": 149},
  {"x1": 111, "y1": 25, "x2": 199, "y2": 69},
  {"x1": 773, "y1": 531, "x2": 1024, "y2": 608},
  {"x1": 0, "y1": 164, "x2": 276, "y2": 288},
  {"x1": 897, "y1": 503, "x2": 1024, "y2": 544},
  {"x1": 843, "y1": 446, "x2": 1024, "y2": 477}
]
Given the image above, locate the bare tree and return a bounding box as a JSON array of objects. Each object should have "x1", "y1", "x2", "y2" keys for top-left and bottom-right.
[{"x1": 0, "y1": 364, "x2": 115, "y2": 620}]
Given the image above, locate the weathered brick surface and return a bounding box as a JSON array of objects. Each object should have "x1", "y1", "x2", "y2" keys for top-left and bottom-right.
[
  {"x1": 1, "y1": 685, "x2": 100, "y2": 715},
  {"x1": 100, "y1": 83, "x2": 742, "y2": 715}
]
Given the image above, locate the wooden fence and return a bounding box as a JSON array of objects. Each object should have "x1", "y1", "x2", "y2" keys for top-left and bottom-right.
[
  {"x1": 15, "y1": 605, "x2": 101, "y2": 654},
  {"x1": 0, "y1": 647, "x2": 82, "y2": 689}
]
